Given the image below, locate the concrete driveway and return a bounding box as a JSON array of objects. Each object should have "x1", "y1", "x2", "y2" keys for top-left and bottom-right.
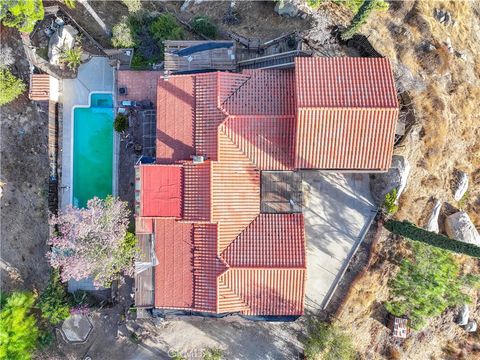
[{"x1": 302, "y1": 172, "x2": 377, "y2": 312}]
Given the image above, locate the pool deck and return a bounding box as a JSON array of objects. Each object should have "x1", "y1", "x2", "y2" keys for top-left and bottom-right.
[{"x1": 60, "y1": 57, "x2": 115, "y2": 209}]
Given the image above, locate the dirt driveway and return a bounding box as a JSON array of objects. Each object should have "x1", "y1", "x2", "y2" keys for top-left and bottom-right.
[{"x1": 302, "y1": 172, "x2": 377, "y2": 312}]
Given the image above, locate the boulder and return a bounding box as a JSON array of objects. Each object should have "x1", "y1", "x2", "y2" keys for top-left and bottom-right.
[
  {"x1": 465, "y1": 320, "x2": 477, "y2": 332},
  {"x1": 275, "y1": 0, "x2": 300, "y2": 17},
  {"x1": 453, "y1": 171, "x2": 469, "y2": 201},
  {"x1": 48, "y1": 25, "x2": 78, "y2": 66},
  {"x1": 434, "y1": 8, "x2": 454, "y2": 26},
  {"x1": 425, "y1": 199, "x2": 441, "y2": 233},
  {"x1": 456, "y1": 304, "x2": 469, "y2": 326},
  {"x1": 445, "y1": 212, "x2": 480, "y2": 246},
  {"x1": 370, "y1": 155, "x2": 411, "y2": 206}
]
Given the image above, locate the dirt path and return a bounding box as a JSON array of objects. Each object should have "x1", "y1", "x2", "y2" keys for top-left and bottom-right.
[{"x1": 0, "y1": 28, "x2": 51, "y2": 292}]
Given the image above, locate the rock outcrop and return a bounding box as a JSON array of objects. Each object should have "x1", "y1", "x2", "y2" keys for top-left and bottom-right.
[
  {"x1": 275, "y1": 0, "x2": 300, "y2": 17},
  {"x1": 453, "y1": 171, "x2": 468, "y2": 202},
  {"x1": 456, "y1": 304, "x2": 469, "y2": 326},
  {"x1": 370, "y1": 155, "x2": 411, "y2": 206},
  {"x1": 465, "y1": 320, "x2": 477, "y2": 332},
  {"x1": 425, "y1": 199, "x2": 441, "y2": 233},
  {"x1": 445, "y1": 212, "x2": 480, "y2": 246}
]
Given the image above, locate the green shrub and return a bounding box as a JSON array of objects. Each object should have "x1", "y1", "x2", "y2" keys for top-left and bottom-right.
[
  {"x1": 340, "y1": 0, "x2": 389, "y2": 41},
  {"x1": 122, "y1": 0, "x2": 142, "y2": 13},
  {"x1": 334, "y1": 0, "x2": 388, "y2": 13},
  {"x1": 112, "y1": 18, "x2": 136, "y2": 48},
  {"x1": 114, "y1": 114, "x2": 129, "y2": 132},
  {"x1": 190, "y1": 16, "x2": 217, "y2": 39},
  {"x1": 303, "y1": 320, "x2": 356, "y2": 360},
  {"x1": 0, "y1": 68, "x2": 26, "y2": 106},
  {"x1": 203, "y1": 347, "x2": 222, "y2": 360},
  {"x1": 0, "y1": 292, "x2": 39, "y2": 360},
  {"x1": 37, "y1": 269, "x2": 70, "y2": 325},
  {"x1": 171, "y1": 352, "x2": 186, "y2": 360},
  {"x1": 383, "y1": 188, "x2": 398, "y2": 214},
  {"x1": 385, "y1": 242, "x2": 478, "y2": 330},
  {"x1": 60, "y1": 47, "x2": 82, "y2": 70},
  {"x1": 63, "y1": 0, "x2": 76, "y2": 9},
  {"x1": 384, "y1": 220, "x2": 480, "y2": 258},
  {"x1": 0, "y1": 0, "x2": 44, "y2": 33},
  {"x1": 148, "y1": 13, "x2": 183, "y2": 57}
]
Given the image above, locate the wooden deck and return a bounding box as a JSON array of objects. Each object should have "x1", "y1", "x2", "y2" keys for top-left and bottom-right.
[
  {"x1": 164, "y1": 40, "x2": 236, "y2": 73},
  {"x1": 261, "y1": 171, "x2": 303, "y2": 213}
]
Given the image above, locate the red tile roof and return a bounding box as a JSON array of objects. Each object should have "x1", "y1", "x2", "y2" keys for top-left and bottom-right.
[
  {"x1": 295, "y1": 57, "x2": 398, "y2": 108},
  {"x1": 295, "y1": 57, "x2": 398, "y2": 170},
  {"x1": 222, "y1": 214, "x2": 305, "y2": 268},
  {"x1": 223, "y1": 115, "x2": 295, "y2": 170},
  {"x1": 137, "y1": 57, "x2": 398, "y2": 316},
  {"x1": 29, "y1": 74, "x2": 50, "y2": 101},
  {"x1": 182, "y1": 161, "x2": 211, "y2": 222},
  {"x1": 156, "y1": 75, "x2": 195, "y2": 163},
  {"x1": 139, "y1": 165, "x2": 182, "y2": 218},
  {"x1": 154, "y1": 219, "x2": 194, "y2": 309}
]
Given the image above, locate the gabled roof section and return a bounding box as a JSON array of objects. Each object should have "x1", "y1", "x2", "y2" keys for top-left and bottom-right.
[
  {"x1": 222, "y1": 69, "x2": 296, "y2": 115},
  {"x1": 223, "y1": 115, "x2": 295, "y2": 170},
  {"x1": 294, "y1": 57, "x2": 399, "y2": 170},
  {"x1": 295, "y1": 57, "x2": 398, "y2": 108},
  {"x1": 218, "y1": 268, "x2": 305, "y2": 315},
  {"x1": 156, "y1": 75, "x2": 195, "y2": 163},
  {"x1": 212, "y1": 129, "x2": 260, "y2": 253},
  {"x1": 139, "y1": 165, "x2": 182, "y2": 218},
  {"x1": 221, "y1": 214, "x2": 305, "y2": 268}
]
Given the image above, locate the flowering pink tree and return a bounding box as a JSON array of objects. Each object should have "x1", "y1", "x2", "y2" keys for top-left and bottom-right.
[{"x1": 48, "y1": 196, "x2": 136, "y2": 287}]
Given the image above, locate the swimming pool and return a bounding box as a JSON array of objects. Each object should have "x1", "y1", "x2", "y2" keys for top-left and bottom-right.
[{"x1": 72, "y1": 93, "x2": 114, "y2": 208}]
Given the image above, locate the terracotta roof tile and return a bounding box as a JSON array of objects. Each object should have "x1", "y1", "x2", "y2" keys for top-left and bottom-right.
[
  {"x1": 212, "y1": 129, "x2": 260, "y2": 253},
  {"x1": 221, "y1": 214, "x2": 305, "y2": 268},
  {"x1": 156, "y1": 76, "x2": 195, "y2": 163},
  {"x1": 222, "y1": 69, "x2": 295, "y2": 115},
  {"x1": 295, "y1": 107, "x2": 398, "y2": 170},
  {"x1": 295, "y1": 57, "x2": 398, "y2": 108},
  {"x1": 294, "y1": 57, "x2": 398, "y2": 170},
  {"x1": 192, "y1": 224, "x2": 225, "y2": 312},
  {"x1": 154, "y1": 219, "x2": 194, "y2": 309},
  {"x1": 193, "y1": 74, "x2": 225, "y2": 160},
  {"x1": 218, "y1": 268, "x2": 305, "y2": 315},
  {"x1": 223, "y1": 115, "x2": 295, "y2": 170},
  {"x1": 182, "y1": 161, "x2": 212, "y2": 221},
  {"x1": 29, "y1": 74, "x2": 50, "y2": 101}
]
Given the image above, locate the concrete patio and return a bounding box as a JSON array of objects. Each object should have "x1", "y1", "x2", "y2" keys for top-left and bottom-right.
[
  {"x1": 302, "y1": 171, "x2": 377, "y2": 312},
  {"x1": 60, "y1": 57, "x2": 114, "y2": 209}
]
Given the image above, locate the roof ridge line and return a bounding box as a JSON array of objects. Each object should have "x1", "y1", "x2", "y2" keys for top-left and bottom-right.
[
  {"x1": 218, "y1": 118, "x2": 261, "y2": 170},
  {"x1": 217, "y1": 269, "x2": 251, "y2": 313},
  {"x1": 217, "y1": 73, "x2": 252, "y2": 113}
]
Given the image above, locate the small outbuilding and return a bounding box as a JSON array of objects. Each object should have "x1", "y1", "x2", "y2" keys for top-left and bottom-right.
[{"x1": 164, "y1": 40, "x2": 236, "y2": 73}]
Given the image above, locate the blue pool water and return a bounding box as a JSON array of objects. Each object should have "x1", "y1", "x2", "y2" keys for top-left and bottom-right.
[{"x1": 72, "y1": 93, "x2": 113, "y2": 208}]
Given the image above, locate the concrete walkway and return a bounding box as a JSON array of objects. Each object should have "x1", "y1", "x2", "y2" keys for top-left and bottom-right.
[
  {"x1": 60, "y1": 57, "x2": 114, "y2": 209},
  {"x1": 302, "y1": 172, "x2": 377, "y2": 312}
]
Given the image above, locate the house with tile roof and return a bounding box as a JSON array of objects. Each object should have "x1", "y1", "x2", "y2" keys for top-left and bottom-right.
[{"x1": 133, "y1": 57, "x2": 398, "y2": 316}]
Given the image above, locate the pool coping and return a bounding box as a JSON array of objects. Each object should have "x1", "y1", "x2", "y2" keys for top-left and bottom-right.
[{"x1": 70, "y1": 91, "x2": 118, "y2": 206}]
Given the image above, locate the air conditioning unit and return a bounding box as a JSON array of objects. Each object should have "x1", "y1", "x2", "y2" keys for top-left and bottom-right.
[{"x1": 192, "y1": 155, "x2": 205, "y2": 164}]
